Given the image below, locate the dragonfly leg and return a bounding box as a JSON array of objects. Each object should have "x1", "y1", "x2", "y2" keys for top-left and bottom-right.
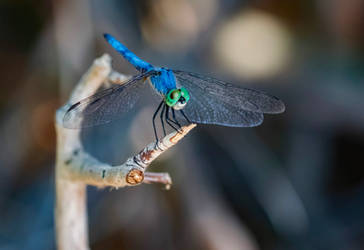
[
  {"x1": 166, "y1": 107, "x2": 181, "y2": 129},
  {"x1": 152, "y1": 101, "x2": 164, "y2": 142},
  {"x1": 180, "y1": 110, "x2": 191, "y2": 124},
  {"x1": 171, "y1": 109, "x2": 182, "y2": 129},
  {"x1": 160, "y1": 104, "x2": 166, "y2": 136},
  {"x1": 165, "y1": 106, "x2": 180, "y2": 133}
]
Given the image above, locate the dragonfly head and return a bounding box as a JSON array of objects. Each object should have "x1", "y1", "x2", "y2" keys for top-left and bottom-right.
[{"x1": 165, "y1": 87, "x2": 190, "y2": 110}]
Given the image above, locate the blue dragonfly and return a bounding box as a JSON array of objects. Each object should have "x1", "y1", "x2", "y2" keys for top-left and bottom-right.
[{"x1": 63, "y1": 34, "x2": 285, "y2": 141}]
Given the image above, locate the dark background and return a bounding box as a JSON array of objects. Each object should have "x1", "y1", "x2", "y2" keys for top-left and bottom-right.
[{"x1": 1, "y1": 0, "x2": 364, "y2": 249}]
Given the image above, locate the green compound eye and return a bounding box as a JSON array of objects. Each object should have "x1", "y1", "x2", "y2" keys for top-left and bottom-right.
[
  {"x1": 166, "y1": 89, "x2": 181, "y2": 107},
  {"x1": 180, "y1": 87, "x2": 190, "y2": 102},
  {"x1": 166, "y1": 87, "x2": 190, "y2": 108}
]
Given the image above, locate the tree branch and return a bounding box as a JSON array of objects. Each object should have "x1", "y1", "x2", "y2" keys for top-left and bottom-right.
[{"x1": 55, "y1": 54, "x2": 196, "y2": 250}]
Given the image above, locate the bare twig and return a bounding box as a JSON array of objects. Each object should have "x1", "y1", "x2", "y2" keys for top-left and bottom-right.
[{"x1": 55, "y1": 54, "x2": 196, "y2": 250}]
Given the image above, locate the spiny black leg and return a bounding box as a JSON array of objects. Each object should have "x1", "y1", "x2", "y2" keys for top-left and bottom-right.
[
  {"x1": 180, "y1": 110, "x2": 191, "y2": 124},
  {"x1": 160, "y1": 104, "x2": 166, "y2": 136},
  {"x1": 166, "y1": 107, "x2": 180, "y2": 128},
  {"x1": 152, "y1": 101, "x2": 164, "y2": 142},
  {"x1": 171, "y1": 109, "x2": 182, "y2": 129},
  {"x1": 165, "y1": 106, "x2": 180, "y2": 132}
]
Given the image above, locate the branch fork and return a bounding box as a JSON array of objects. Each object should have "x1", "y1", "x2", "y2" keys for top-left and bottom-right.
[
  {"x1": 55, "y1": 54, "x2": 195, "y2": 250},
  {"x1": 56, "y1": 54, "x2": 195, "y2": 189}
]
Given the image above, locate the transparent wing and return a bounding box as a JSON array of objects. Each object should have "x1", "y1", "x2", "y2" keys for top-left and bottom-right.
[
  {"x1": 179, "y1": 88, "x2": 264, "y2": 127},
  {"x1": 173, "y1": 70, "x2": 285, "y2": 114},
  {"x1": 63, "y1": 74, "x2": 152, "y2": 128},
  {"x1": 172, "y1": 70, "x2": 286, "y2": 127}
]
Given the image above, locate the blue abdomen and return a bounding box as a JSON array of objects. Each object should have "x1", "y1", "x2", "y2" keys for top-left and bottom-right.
[
  {"x1": 104, "y1": 34, "x2": 176, "y2": 95},
  {"x1": 104, "y1": 34, "x2": 153, "y2": 72}
]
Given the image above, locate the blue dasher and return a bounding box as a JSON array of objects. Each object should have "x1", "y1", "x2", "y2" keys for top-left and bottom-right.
[{"x1": 63, "y1": 34, "x2": 285, "y2": 141}]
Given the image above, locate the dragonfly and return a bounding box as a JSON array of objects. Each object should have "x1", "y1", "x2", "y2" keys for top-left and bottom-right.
[{"x1": 63, "y1": 34, "x2": 285, "y2": 141}]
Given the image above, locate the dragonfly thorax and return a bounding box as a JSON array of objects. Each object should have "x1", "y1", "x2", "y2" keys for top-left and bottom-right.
[
  {"x1": 150, "y1": 68, "x2": 177, "y2": 94},
  {"x1": 165, "y1": 87, "x2": 190, "y2": 110}
]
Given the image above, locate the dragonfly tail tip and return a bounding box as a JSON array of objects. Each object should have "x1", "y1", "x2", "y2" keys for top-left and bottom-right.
[{"x1": 103, "y1": 33, "x2": 112, "y2": 40}]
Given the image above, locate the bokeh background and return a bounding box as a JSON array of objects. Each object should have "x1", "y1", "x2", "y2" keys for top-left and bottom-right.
[{"x1": 1, "y1": 0, "x2": 364, "y2": 249}]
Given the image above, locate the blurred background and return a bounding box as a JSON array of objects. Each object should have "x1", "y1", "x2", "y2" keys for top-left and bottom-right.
[{"x1": 1, "y1": 0, "x2": 364, "y2": 249}]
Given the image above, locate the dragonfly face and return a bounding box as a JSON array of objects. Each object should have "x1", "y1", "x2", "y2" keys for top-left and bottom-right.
[{"x1": 165, "y1": 87, "x2": 190, "y2": 110}]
